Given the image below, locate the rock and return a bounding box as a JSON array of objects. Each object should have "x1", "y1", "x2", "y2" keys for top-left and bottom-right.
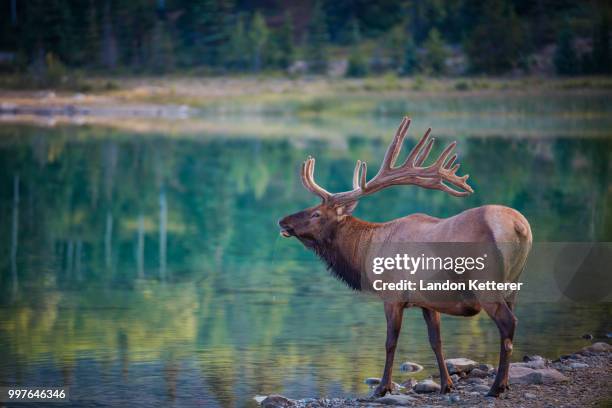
[
  {"x1": 364, "y1": 377, "x2": 380, "y2": 386},
  {"x1": 363, "y1": 378, "x2": 402, "y2": 390},
  {"x1": 512, "y1": 360, "x2": 547, "y2": 369},
  {"x1": 569, "y1": 362, "x2": 589, "y2": 369},
  {"x1": 260, "y1": 395, "x2": 295, "y2": 408},
  {"x1": 445, "y1": 358, "x2": 478, "y2": 374},
  {"x1": 400, "y1": 378, "x2": 416, "y2": 389},
  {"x1": 448, "y1": 394, "x2": 461, "y2": 403},
  {"x1": 450, "y1": 374, "x2": 460, "y2": 383},
  {"x1": 508, "y1": 366, "x2": 569, "y2": 385},
  {"x1": 524, "y1": 392, "x2": 537, "y2": 399},
  {"x1": 466, "y1": 377, "x2": 486, "y2": 385},
  {"x1": 582, "y1": 333, "x2": 594, "y2": 340},
  {"x1": 413, "y1": 379, "x2": 441, "y2": 393},
  {"x1": 469, "y1": 368, "x2": 489, "y2": 378},
  {"x1": 523, "y1": 355, "x2": 546, "y2": 363},
  {"x1": 473, "y1": 384, "x2": 491, "y2": 393},
  {"x1": 399, "y1": 361, "x2": 424, "y2": 373},
  {"x1": 375, "y1": 395, "x2": 417, "y2": 406},
  {"x1": 583, "y1": 342, "x2": 611, "y2": 353},
  {"x1": 478, "y1": 363, "x2": 495, "y2": 373}
]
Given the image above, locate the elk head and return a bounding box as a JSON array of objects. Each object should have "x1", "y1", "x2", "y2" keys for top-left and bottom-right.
[{"x1": 278, "y1": 117, "x2": 474, "y2": 246}]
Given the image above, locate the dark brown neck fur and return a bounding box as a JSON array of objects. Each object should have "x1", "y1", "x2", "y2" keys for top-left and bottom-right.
[{"x1": 311, "y1": 217, "x2": 376, "y2": 291}]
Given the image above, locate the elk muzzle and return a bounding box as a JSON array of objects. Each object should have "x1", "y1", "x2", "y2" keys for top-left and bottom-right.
[{"x1": 278, "y1": 217, "x2": 294, "y2": 238}]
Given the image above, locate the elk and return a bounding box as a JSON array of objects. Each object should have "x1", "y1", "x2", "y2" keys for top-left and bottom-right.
[{"x1": 278, "y1": 117, "x2": 532, "y2": 398}]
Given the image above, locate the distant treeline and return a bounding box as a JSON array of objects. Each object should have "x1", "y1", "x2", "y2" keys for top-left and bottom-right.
[{"x1": 0, "y1": 0, "x2": 610, "y2": 78}]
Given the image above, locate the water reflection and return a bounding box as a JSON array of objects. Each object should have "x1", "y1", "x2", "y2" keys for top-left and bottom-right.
[{"x1": 0, "y1": 125, "x2": 610, "y2": 407}]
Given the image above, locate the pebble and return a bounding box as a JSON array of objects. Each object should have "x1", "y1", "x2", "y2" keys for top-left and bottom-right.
[
  {"x1": 524, "y1": 392, "x2": 537, "y2": 399},
  {"x1": 469, "y1": 368, "x2": 489, "y2": 378},
  {"x1": 364, "y1": 377, "x2": 380, "y2": 386},
  {"x1": 261, "y1": 395, "x2": 295, "y2": 408},
  {"x1": 466, "y1": 377, "x2": 486, "y2": 385},
  {"x1": 569, "y1": 362, "x2": 589, "y2": 369},
  {"x1": 413, "y1": 379, "x2": 441, "y2": 393},
  {"x1": 583, "y1": 342, "x2": 612, "y2": 353},
  {"x1": 399, "y1": 361, "x2": 424, "y2": 373},
  {"x1": 375, "y1": 395, "x2": 416, "y2": 406},
  {"x1": 400, "y1": 378, "x2": 415, "y2": 389},
  {"x1": 509, "y1": 366, "x2": 569, "y2": 385},
  {"x1": 445, "y1": 358, "x2": 478, "y2": 374},
  {"x1": 473, "y1": 384, "x2": 491, "y2": 393}
]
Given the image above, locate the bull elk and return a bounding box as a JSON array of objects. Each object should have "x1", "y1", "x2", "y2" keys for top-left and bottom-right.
[{"x1": 278, "y1": 117, "x2": 532, "y2": 397}]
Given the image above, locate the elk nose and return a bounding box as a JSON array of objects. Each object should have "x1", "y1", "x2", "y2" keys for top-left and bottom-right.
[
  {"x1": 278, "y1": 218, "x2": 293, "y2": 238},
  {"x1": 278, "y1": 217, "x2": 289, "y2": 228}
]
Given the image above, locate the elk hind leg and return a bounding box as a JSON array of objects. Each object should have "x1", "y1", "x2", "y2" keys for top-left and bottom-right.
[{"x1": 482, "y1": 301, "x2": 517, "y2": 397}]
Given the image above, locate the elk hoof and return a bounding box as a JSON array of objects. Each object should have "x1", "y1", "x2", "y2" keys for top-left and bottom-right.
[
  {"x1": 486, "y1": 383, "x2": 509, "y2": 397},
  {"x1": 370, "y1": 384, "x2": 392, "y2": 398},
  {"x1": 440, "y1": 380, "x2": 455, "y2": 394}
]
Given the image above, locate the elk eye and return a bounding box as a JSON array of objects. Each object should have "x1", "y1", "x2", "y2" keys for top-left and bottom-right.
[{"x1": 311, "y1": 212, "x2": 321, "y2": 218}]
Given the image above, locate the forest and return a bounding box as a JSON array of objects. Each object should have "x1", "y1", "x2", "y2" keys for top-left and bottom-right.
[{"x1": 0, "y1": 0, "x2": 610, "y2": 82}]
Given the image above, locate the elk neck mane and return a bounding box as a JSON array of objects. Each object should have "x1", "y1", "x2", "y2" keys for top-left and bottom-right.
[{"x1": 310, "y1": 217, "x2": 376, "y2": 291}]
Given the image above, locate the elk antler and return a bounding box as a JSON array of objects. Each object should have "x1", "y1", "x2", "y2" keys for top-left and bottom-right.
[
  {"x1": 301, "y1": 155, "x2": 332, "y2": 201},
  {"x1": 301, "y1": 117, "x2": 474, "y2": 205}
]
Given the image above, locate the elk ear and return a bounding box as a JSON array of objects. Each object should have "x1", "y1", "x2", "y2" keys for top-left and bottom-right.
[{"x1": 336, "y1": 201, "x2": 358, "y2": 218}]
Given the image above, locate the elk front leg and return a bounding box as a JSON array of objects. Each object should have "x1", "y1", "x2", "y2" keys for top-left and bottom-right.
[
  {"x1": 482, "y1": 302, "x2": 517, "y2": 397},
  {"x1": 372, "y1": 302, "x2": 404, "y2": 398},
  {"x1": 422, "y1": 308, "x2": 454, "y2": 393}
]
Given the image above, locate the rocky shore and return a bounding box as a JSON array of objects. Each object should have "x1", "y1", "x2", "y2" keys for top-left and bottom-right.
[{"x1": 255, "y1": 342, "x2": 611, "y2": 407}]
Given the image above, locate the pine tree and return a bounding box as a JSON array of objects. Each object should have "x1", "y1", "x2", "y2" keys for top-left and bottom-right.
[
  {"x1": 422, "y1": 28, "x2": 447, "y2": 75},
  {"x1": 305, "y1": 1, "x2": 329, "y2": 74},
  {"x1": 554, "y1": 23, "x2": 578, "y2": 76},
  {"x1": 150, "y1": 20, "x2": 175, "y2": 73},
  {"x1": 84, "y1": 0, "x2": 100, "y2": 67},
  {"x1": 346, "y1": 20, "x2": 367, "y2": 77},
  {"x1": 387, "y1": 25, "x2": 406, "y2": 71},
  {"x1": 226, "y1": 15, "x2": 249, "y2": 71},
  {"x1": 402, "y1": 36, "x2": 417, "y2": 75},
  {"x1": 592, "y1": 14, "x2": 611, "y2": 74},
  {"x1": 272, "y1": 11, "x2": 295, "y2": 70},
  {"x1": 190, "y1": 0, "x2": 235, "y2": 67},
  {"x1": 464, "y1": 0, "x2": 524, "y2": 74},
  {"x1": 248, "y1": 12, "x2": 269, "y2": 72}
]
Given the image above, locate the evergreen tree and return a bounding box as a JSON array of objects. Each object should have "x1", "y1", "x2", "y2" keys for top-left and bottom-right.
[
  {"x1": 346, "y1": 20, "x2": 367, "y2": 77},
  {"x1": 226, "y1": 15, "x2": 249, "y2": 71},
  {"x1": 188, "y1": 0, "x2": 235, "y2": 67},
  {"x1": 84, "y1": 0, "x2": 100, "y2": 67},
  {"x1": 464, "y1": 0, "x2": 524, "y2": 74},
  {"x1": 248, "y1": 12, "x2": 269, "y2": 72},
  {"x1": 422, "y1": 28, "x2": 447, "y2": 75},
  {"x1": 387, "y1": 25, "x2": 405, "y2": 71},
  {"x1": 592, "y1": 14, "x2": 611, "y2": 74},
  {"x1": 305, "y1": 1, "x2": 329, "y2": 74},
  {"x1": 150, "y1": 21, "x2": 175, "y2": 73},
  {"x1": 271, "y1": 11, "x2": 295, "y2": 70},
  {"x1": 402, "y1": 36, "x2": 418, "y2": 76},
  {"x1": 554, "y1": 22, "x2": 578, "y2": 76}
]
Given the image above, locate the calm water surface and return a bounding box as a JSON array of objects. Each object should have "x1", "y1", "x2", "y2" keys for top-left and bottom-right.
[{"x1": 0, "y1": 122, "x2": 610, "y2": 407}]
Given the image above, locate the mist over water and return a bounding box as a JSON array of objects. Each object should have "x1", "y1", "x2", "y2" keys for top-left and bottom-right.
[{"x1": 0, "y1": 122, "x2": 610, "y2": 407}]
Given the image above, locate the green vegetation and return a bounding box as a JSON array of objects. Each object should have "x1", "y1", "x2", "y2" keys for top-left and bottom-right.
[{"x1": 1, "y1": 0, "x2": 610, "y2": 86}]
